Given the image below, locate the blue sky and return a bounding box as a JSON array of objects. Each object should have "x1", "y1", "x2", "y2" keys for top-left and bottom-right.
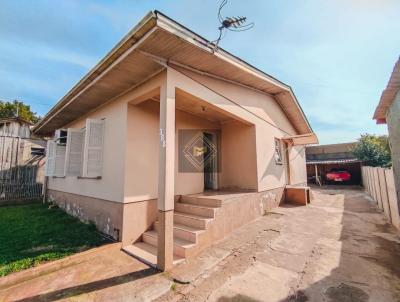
[{"x1": 0, "y1": 0, "x2": 399, "y2": 144}]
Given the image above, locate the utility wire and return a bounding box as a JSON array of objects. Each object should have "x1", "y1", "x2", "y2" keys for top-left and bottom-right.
[{"x1": 169, "y1": 64, "x2": 294, "y2": 136}]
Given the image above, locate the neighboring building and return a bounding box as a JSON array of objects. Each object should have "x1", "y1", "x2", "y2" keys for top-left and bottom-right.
[
  {"x1": 0, "y1": 117, "x2": 46, "y2": 167},
  {"x1": 0, "y1": 117, "x2": 46, "y2": 203},
  {"x1": 33, "y1": 11, "x2": 317, "y2": 270},
  {"x1": 306, "y1": 142, "x2": 362, "y2": 185},
  {"x1": 373, "y1": 57, "x2": 400, "y2": 214},
  {"x1": 0, "y1": 116, "x2": 32, "y2": 138}
]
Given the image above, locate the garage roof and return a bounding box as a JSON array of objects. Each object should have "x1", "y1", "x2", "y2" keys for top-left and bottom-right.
[
  {"x1": 306, "y1": 158, "x2": 361, "y2": 165},
  {"x1": 33, "y1": 11, "x2": 315, "y2": 136}
]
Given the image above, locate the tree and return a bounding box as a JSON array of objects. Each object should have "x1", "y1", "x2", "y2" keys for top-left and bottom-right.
[
  {"x1": 0, "y1": 100, "x2": 40, "y2": 123},
  {"x1": 352, "y1": 134, "x2": 391, "y2": 167}
]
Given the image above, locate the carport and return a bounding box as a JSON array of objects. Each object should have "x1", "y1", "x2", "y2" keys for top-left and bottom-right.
[{"x1": 306, "y1": 158, "x2": 362, "y2": 185}]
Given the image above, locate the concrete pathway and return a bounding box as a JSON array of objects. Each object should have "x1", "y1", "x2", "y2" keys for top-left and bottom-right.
[
  {"x1": 1, "y1": 187, "x2": 399, "y2": 301},
  {"x1": 158, "y1": 186, "x2": 400, "y2": 302},
  {"x1": 0, "y1": 244, "x2": 172, "y2": 302}
]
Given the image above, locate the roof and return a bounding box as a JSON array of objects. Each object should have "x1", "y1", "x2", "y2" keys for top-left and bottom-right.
[
  {"x1": 0, "y1": 116, "x2": 33, "y2": 125},
  {"x1": 33, "y1": 10, "x2": 315, "y2": 136},
  {"x1": 282, "y1": 133, "x2": 318, "y2": 145},
  {"x1": 306, "y1": 158, "x2": 361, "y2": 165},
  {"x1": 373, "y1": 57, "x2": 400, "y2": 124},
  {"x1": 306, "y1": 142, "x2": 357, "y2": 155},
  {"x1": 306, "y1": 142, "x2": 358, "y2": 163}
]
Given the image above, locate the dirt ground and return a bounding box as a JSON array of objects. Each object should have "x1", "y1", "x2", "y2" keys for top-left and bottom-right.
[{"x1": 1, "y1": 186, "x2": 399, "y2": 302}]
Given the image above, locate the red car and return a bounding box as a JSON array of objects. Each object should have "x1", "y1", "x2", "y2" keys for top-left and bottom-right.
[{"x1": 326, "y1": 169, "x2": 351, "y2": 182}]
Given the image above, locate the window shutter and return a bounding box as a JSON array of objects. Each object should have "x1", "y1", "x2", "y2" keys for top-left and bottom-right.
[
  {"x1": 65, "y1": 128, "x2": 85, "y2": 176},
  {"x1": 45, "y1": 140, "x2": 56, "y2": 176},
  {"x1": 53, "y1": 144, "x2": 66, "y2": 177},
  {"x1": 83, "y1": 119, "x2": 105, "y2": 177}
]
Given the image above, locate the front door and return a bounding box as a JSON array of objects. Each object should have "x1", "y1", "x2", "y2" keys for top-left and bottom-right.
[{"x1": 203, "y1": 132, "x2": 217, "y2": 190}]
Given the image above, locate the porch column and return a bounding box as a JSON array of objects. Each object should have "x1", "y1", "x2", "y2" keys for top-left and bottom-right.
[{"x1": 157, "y1": 70, "x2": 175, "y2": 271}]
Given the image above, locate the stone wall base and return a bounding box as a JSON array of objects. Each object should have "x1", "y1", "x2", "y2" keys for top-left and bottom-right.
[
  {"x1": 47, "y1": 190, "x2": 123, "y2": 240},
  {"x1": 47, "y1": 186, "x2": 288, "y2": 245}
]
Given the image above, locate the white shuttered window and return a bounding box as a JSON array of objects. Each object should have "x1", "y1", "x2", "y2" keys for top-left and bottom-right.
[
  {"x1": 83, "y1": 119, "x2": 105, "y2": 177},
  {"x1": 65, "y1": 128, "x2": 85, "y2": 176},
  {"x1": 53, "y1": 144, "x2": 66, "y2": 177},
  {"x1": 45, "y1": 140, "x2": 56, "y2": 176}
]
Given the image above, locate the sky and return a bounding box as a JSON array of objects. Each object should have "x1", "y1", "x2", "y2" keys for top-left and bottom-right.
[{"x1": 0, "y1": 0, "x2": 399, "y2": 144}]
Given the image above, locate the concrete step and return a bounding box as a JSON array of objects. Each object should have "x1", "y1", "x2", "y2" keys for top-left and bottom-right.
[
  {"x1": 142, "y1": 230, "x2": 196, "y2": 258},
  {"x1": 173, "y1": 211, "x2": 211, "y2": 230},
  {"x1": 154, "y1": 221, "x2": 204, "y2": 243},
  {"x1": 175, "y1": 203, "x2": 216, "y2": 218},
  {"x1": 180, "y1": 195, "x2": 222, "y2": 208},
  {"x1": 122, "y1": 242, "x2": 184, "y2": 267}
]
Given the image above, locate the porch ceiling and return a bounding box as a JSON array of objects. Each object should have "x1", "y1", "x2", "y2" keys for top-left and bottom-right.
[
  {"x1": 140, "y1": 88, "x2": 248, "y2": 124},
  {"x1": 175, "y1": 89, "x2": 245, "y2": 124},
  {"x1": 34, "y1": 11, "x2": 314, "y2": 136}
]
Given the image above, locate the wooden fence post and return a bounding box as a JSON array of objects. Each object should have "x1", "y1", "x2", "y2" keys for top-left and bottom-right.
[{"x1": 385, "y1": 168, "x2": 400, "y2": 230}]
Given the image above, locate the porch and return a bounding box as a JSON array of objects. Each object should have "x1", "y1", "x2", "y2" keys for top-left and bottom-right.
[
  {"x1": 122, "y1": 67, "x2": 260, "y2": 270},
  {"x1": 123, "y1": 188, "x2": 284, "y2": 268}
]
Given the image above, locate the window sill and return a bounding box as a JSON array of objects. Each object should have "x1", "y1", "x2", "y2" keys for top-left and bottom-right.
[
  {"x1": 77, "y1": 176, "x2": 102, "y2": 180},
  {"x1": 52, "y1": 176, "x2": 65, "y2": 178}
]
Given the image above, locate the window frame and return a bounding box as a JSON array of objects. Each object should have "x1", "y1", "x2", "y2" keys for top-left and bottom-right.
[{"x1": 274, "y1": 137, "x2": 283, "y2": 165}]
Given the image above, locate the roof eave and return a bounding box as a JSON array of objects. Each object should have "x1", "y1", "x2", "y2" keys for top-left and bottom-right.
[
  {"x1": 33, "y1": 11, "x2": 158, "y2": 133},
  {"x1": 154, "y1": 11, "x2": 314, "y2": 134},
  {"x1": 373, "y1": 56, "x2": 400, "y2": 123},
  {"x1": 34, "y1": 10, "x2": 314, "y2": 135}
]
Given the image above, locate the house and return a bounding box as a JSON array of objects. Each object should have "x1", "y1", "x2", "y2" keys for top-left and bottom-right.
[
  {"x1": 306, "y1": 142, "x2": 362, "y2": 185},
  {"x1": 373, "y1": 57, "x2": 400, "y2": 216},
  {"x1": 33, "y1": 11, "x2": 317, "y2": 270}
]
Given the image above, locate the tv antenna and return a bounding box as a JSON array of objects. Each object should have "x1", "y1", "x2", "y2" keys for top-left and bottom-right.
[{"x1": 211, "y1": 0, "x2": 254, "y2": 50}]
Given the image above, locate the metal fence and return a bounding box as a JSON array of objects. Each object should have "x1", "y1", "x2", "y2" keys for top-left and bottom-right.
[{"x1": 0, "y1": 136, "x2": 45, "y2": 203}]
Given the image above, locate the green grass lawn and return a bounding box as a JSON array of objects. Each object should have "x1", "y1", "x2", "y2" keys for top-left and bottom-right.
[{"x1": 0, "y1": 202, "x2": 110, "y2": 277}]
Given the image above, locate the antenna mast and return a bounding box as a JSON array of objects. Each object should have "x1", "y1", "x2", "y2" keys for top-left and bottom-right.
[{"x1": 211, "y1": 0, "x2": 254, "y2": 50}]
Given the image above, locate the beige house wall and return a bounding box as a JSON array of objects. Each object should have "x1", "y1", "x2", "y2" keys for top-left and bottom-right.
[
  {"x1": 169, "y1": 67, "x2": 305, "y2": 191},
  {"x1": 124, "y1": 101, "x2": 160, "y2": 203},
  {"x1": 387, "y1": 89, "x2": 400, "y2": 208},
  {"x1": 47, "y1": 99, "x2": 127, "y2": 202},
  {"x1": 124, "y1": 99, "x2": 221, "y2": 203},
  {"x1": 122, "y1": 199, "x2": 157, "y2": 245},
  {"x1": 48, "y1": 72, "x2": 165, "y2": 203},
  {"x1": 46, "y1": 67, "x2": 308, "y2": 242},
  {"x1": 288, "y1": 145, "x2": 307, "y2": 186},
  {"x1": 173, "y1": 67, "x2": 297, "y2": 134},
  {"x1": 220, "y1": 121, "x2": 258, "y2": 190}
]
